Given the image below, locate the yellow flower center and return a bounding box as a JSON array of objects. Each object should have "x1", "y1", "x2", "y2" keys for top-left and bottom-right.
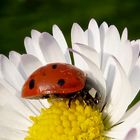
[{"x1": 25, "y1": 99, "x2": 106, "y2": 140}]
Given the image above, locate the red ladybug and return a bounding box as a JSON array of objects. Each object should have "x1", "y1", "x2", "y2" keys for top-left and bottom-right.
[{"x1": 22, "y1": 63, "x2": 99, "y2": 106}]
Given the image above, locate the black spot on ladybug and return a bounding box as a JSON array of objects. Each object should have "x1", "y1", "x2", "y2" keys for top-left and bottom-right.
[
  {"x1": 29, "y1": 79, "x2": 35, "y2": 89},
  {"x1": 57, "y1": 79, "x2": 65, "y2": 86},
  {"x1": 52, "y1": 64, "x2": 57, "y2": 69}
]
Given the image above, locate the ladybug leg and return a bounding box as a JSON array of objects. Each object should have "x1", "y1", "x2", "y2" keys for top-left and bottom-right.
[
  {"x1": 68, "y1": 98, "x2": 72, "y2": 108},
  {"x1": 68, "y1": 93, "x2": 79, "y2": 108},
  {"x1": 81, "y1": 89, "x2": 94, "y2": 106},
  {"x1": 81, "y1": 88, "x2": 100, "y2": 107}
]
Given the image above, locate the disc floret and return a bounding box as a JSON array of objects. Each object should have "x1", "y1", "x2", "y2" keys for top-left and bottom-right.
[{"x1": 25, "y1": 99, "x2": 106, "y2": 140}]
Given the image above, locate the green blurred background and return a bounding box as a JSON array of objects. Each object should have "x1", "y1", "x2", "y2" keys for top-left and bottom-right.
[
  {"x1": 0, "y1": 0, "x2": 140, "y2": 104},
  {"x1": 0, "y1": 0, "x2": 140, "y2": 55}
]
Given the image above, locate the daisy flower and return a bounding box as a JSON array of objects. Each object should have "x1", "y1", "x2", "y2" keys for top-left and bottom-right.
[{"x1": 0, "y1": 19, "x2": 140, "y2": 140}]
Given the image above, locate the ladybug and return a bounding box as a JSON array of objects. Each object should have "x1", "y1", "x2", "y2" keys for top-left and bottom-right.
[{"x1": 22, "y1": 63, "x2": 100, "y2": 106}]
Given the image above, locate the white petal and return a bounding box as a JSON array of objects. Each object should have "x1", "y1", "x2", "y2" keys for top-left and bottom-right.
[
  {"x1": 103, "y1": 56, "x2": 132, "y2": 125},
  {"x1": 23, "y1": 99, "x2": 42, "y2": 115},
  {"x1": 39, "y1": 99, "x2": 50, "y2": 108},
  {"x1": 124, "y1": 128, "x2": 137, "y2": 140},
  {"x1": 0, "y1": 78, "x2": 17, "y2": 94},
  {"x1": 21, "y1": 54, "x2": 43, "y2": 77},
  {"x1": 0, "y1": 55, "x2": 24, "y2": 91},
  {"x1": 0, "y1": 84, "x2": 35, "y2": 117},
  {"x1": 120, "y1": 40, "x2": 133, "y2": 75},
  {"x1": 131, "y1": 43, "x2": 139, "y2": 69},
  {"x1": 9, "y1": 51, "x2": 21, "y2": 67},
  {"x1": 0, "y1": 87, "x2": 41, "y2": 127},
  {"x1": 0, "y1": 107, "x2": 31, "y2": 131},
  {"x1": 53, "y1": 25, "x2": 71, "y2": 64},
  {"x1": 9, "y1": 51, "x2": 27, "y2": 79},
  {"x1": 69, "y1": 49, "x2": 106, "y2": 109},
  {"x1": 31, "y1": 29, "x2": 41, "y2": 42},
  {"x1": 74, "y1": 43, "x2": 100, "y2": 68},
  {"x1": 99, "y1": 22, "x2": 108, "y2": 49},
  {"x1": 24, "y1": 37, "x2": 36, "y2": 55},
  {"x1": 137, "y1": 39, "x2": 140, "y2": 50},
  {"x1": 117, "y1": 101, "x2": 140, "y2": 130},
  {"x1": 24, "y1": 36, "x2": 46, "y2": 65},
  {"x1": 99, "y1": 22, "x2": 108, "y2": 68},
  {"x1": 103, "y1": 25, "x2": 120, "y2": 55},
  {"x1": 102, "y1": 25, "x2": 120, "y2": 72},
  {"x1": 71, "y1": 23, "x2": 87, "y2": 45},
  {"x1": 0, "y1": 83, "x2": 41, "y2": 118},
  {"x1": 71, "y1": 23, "x2": 88, "y2": 68},
  {"x1": 106, "y1": 103, "x2": 140, "y2": 135},
  {"x1": 88, "y1": 19, "x2": 101, "y2": 53},
  {"x1": 31, "y1": 29, "x2": 47, "y2": 64},
  {"x1": 103, "y1": 26, "x2": 133, "y2": 75},
  {"x1": 84, "y1": 29, "x2": 88, "y2": 45},
  {"x1": 105, "y1": 128, "x2": 137, "y2": 140},
  {"x1": 0, "y1": 126, "x2": 26, "y2": 140},
  {"x1": 5, "y1": 53, "x2": 49, "y2": 115},
  {"x1": 1, "y1": 54, "x2": 19, "y2": 92},
  {"x1": 129, "y1": 58, "x2": 140, "y2": 99},
  {"x1": 0, "y1": 84, "x2": 15, "y2": 106},
  {"x1": 134, "y1": 124, "x2": 140, "y2": 140},
  {"x1": 21, "y1": 98, "x2": 49, "y2": 116},
  {"x1": 121, "y1": 28, "x2": 128, "y2": 42},
  {"x1": 39, "y1": 32, "x2": 66, "y2": 63}
]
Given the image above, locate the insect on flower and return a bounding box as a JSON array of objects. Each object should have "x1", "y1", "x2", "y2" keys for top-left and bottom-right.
[{"x1": 22, "y1": 63, "x2": 101, "y2": 107}]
